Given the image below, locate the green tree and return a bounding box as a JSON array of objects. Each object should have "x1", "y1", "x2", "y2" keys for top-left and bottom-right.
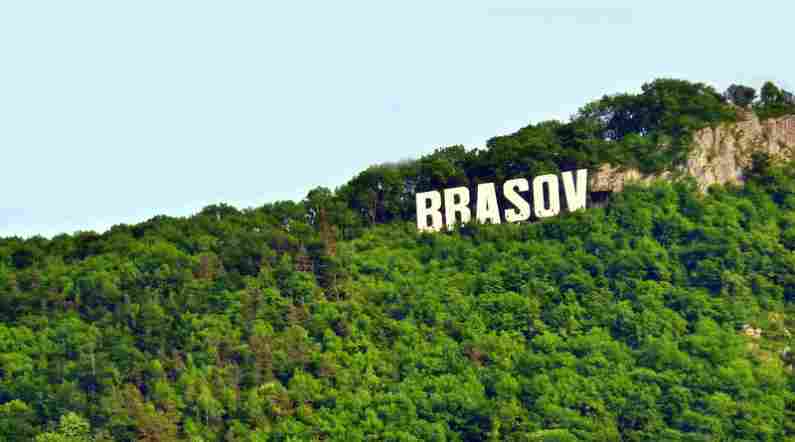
[
  {"x1": 35, "y1": 412, "x2": 94, "y2": 442},
  {"x1": 725, "y1": 84, "x2": 757, "y2": 108}
]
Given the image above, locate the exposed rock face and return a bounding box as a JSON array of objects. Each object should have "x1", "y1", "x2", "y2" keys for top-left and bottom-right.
[{"x1": 590, "y1": 113, "x2": 795, "y2": 193}]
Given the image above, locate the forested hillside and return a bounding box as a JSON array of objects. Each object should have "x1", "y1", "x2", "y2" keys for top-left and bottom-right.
[{"x1": 1, "y1": 79, "x2": 794, "y2": 441}]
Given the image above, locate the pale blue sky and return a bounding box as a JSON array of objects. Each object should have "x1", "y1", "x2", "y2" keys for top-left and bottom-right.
[{"x1": 1, "y1": 1, "x2": 792, "y2": 238}]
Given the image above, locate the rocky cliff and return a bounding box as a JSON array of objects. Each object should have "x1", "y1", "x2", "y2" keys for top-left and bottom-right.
[{"x1": 590, "y1": 113, "x2": 795, "y2": 193}]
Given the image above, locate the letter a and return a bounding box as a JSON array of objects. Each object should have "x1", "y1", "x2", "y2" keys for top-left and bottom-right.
[{"x1": 476, "y1": 183, "x2": 501, "y2": 224}]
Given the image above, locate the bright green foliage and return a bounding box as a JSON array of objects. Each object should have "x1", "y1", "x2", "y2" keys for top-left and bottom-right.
[
  {"x1": 0, "y1": 164, "x2": 791, "y2": 441},
  {"x1": 34, "y1": 412, "x2": 93, "y2": 442}
]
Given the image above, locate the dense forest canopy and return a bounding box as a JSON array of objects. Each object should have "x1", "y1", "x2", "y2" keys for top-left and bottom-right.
[{"x1": 1, "y1": 79, "x2": 794, "y2": 441}]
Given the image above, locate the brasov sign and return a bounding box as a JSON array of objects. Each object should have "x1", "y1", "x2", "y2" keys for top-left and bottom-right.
[{"x1": 416, "y1": 169, "x2": 588, "y2": 232}]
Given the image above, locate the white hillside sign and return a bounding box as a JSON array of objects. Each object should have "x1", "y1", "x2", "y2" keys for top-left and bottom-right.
[{"x1": 416, "y1": 169, "x2": 589, "y2": 232}]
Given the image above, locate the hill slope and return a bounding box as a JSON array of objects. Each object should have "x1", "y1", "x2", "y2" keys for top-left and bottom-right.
[{"x1": 1, "y1": 79, "x2": 794, "y2": 441}]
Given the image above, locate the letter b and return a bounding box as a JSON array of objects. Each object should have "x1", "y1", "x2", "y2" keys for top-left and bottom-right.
[{"x1": 416, "y1": 191, "x2": 443, "y2": 232}]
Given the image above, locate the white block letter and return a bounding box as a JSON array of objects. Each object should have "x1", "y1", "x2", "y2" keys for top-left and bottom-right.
[
  {"x1": 444, "y1": 187, "x2": 471, "y2": 228},
  {"x1": 476, "y1": 183, "x2": 501, "y2": 224},
  {"x1": 503, "y1": 178, "x2": 530, "y2": 223},
  {"x1": 562, "y1": 169, "x2": 588, "y2": 212},
  {"x1": 533, "y1": 174, "x2": 560, "y2": 218},
  {"x1": 416, "y1": 191, "x2": 443, "y2": 232}
]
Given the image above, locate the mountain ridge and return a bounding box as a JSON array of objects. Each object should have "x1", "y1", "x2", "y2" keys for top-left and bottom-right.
[{"x1": 1, "y1": 79, "x2": 794, "y2": 441}]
